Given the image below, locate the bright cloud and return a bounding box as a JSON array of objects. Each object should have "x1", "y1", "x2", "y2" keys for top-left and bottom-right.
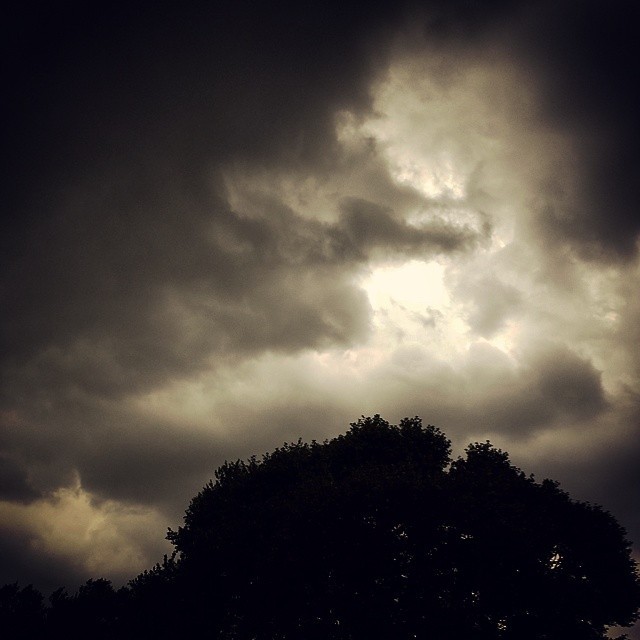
[{"x1": 0, "y1": 476, "x2": 169, "y2": 582}]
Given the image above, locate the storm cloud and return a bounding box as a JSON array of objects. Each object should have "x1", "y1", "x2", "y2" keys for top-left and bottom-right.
[{"x1": 1, "y1": 3, "x2": 639, "y2": 635}]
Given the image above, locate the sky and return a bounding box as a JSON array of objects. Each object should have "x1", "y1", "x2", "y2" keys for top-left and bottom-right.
[{"x1": 1, "y1": 0, "x2": 639, "y2": 629}]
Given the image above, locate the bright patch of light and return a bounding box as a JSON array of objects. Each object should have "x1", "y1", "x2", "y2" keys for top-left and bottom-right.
[
  {"x1": 362, "y1": 260, "x2": 449, "y2": 312},
  {"x1": 348, "y1": 63, "x2": 483, "y2": 202},
  {"x1": 386, "y1": 153, "x2": 467, "y2": 200},
  {"x1": 357, "y1": 260, "x2": 472, "y2": 360}
]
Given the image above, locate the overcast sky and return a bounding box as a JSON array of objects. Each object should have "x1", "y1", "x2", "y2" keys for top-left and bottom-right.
[{"x1": 2, "y1": 0, "x2": 639, "y2": 629}]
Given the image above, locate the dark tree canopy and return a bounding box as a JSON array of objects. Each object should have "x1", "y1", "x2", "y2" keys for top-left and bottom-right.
[
  {"x1": 2, "y1": 416, "x2": 639, "y2": 639},
  {"x1": 163, "y1": 416, "x2": 639, "y2": 639}
]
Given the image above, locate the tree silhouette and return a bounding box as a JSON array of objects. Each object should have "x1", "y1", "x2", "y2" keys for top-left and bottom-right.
[
  {"x1": 47, "y1": 579, "x2": 121, "y2": 639},
  {"x1": 0, "y1": 582, "x2": 45, "y2": 639},
  {"x1": 1, "y1": 415, "x2": 639, "y2": 639},
  {"x1": 163, "y1": 416, "x2": 640, "y2": 639}
]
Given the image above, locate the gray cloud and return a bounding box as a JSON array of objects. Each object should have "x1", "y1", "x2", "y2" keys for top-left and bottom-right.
[
  {"x1": 506, "y1": 1, "x2": 640, "y2": 261},
  {"x1": 2, "y1": 177, "x2": 487, "y2": 404},
  {"x1": 366, "y1": 341, "x2": 609, "y2": 440},
  {"x1": 338, "y1": 197, "x2": 484, "y2": 257},
  {"x1": 455, "y1": 276, "x2": 522, "y2": 337},
  {"x1": 1, "y1": 7, "x2": 638, "y2": 637},
  {"x1": 0, "y1": 454, "x2": 41, "y2": 504}
]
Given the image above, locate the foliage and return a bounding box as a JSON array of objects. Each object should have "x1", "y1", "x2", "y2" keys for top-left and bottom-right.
[
  {"x1": 163, "y1": 416, "x2": 640, "y2": 639},
  {"x1": 0, "y1": 582, "x2": 45, "y2": 639}
]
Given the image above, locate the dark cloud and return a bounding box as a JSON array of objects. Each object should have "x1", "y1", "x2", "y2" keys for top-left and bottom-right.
[
  {"x1": 0, "y1": 5, "x2": 638, "y2": 633},
  {"x1": 1, "y1": 383, "x2": 179, "y2": 521},
  {"x1": 338, "y1": 197, "x2": 484, "y2": 256},
  {"x1": 1, "y1": 0, "x2": 409, "y2": 391},
  {"x1": 1, "y1": 185, "x2": 364, "y2": 397},
  {"x1": 1, "y1": 0, "x2": 402, "y2": 209},
  {"x1": 3, "y1": 0, "x2": 636, "y2": 396},
  {"x1": 377, "y1": 341, "x2": 609, "y2": 438},
  {"x1": 508, "y1": 1, "x2": 640, "y2": 260},
  {"x1": 0, "y1": 527, "x2": 84, "y2": 596},
  {"x1": 527, "y1": 346, "x2": 608, "y2": 421},
  {"x1": 0, "y1": 454, "x2": 41, "y2": 503}
]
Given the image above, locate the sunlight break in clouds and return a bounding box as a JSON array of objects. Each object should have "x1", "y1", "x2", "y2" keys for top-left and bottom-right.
[
  {"x1": 363, "y1": 260, "x2": 449, "y2": 312},
  {"x1": 340, "y1": 54, "x2": 523, "y2": 361},
  {"x1": 359, "y1": 259, "x2": 471, "y2": 359}
]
